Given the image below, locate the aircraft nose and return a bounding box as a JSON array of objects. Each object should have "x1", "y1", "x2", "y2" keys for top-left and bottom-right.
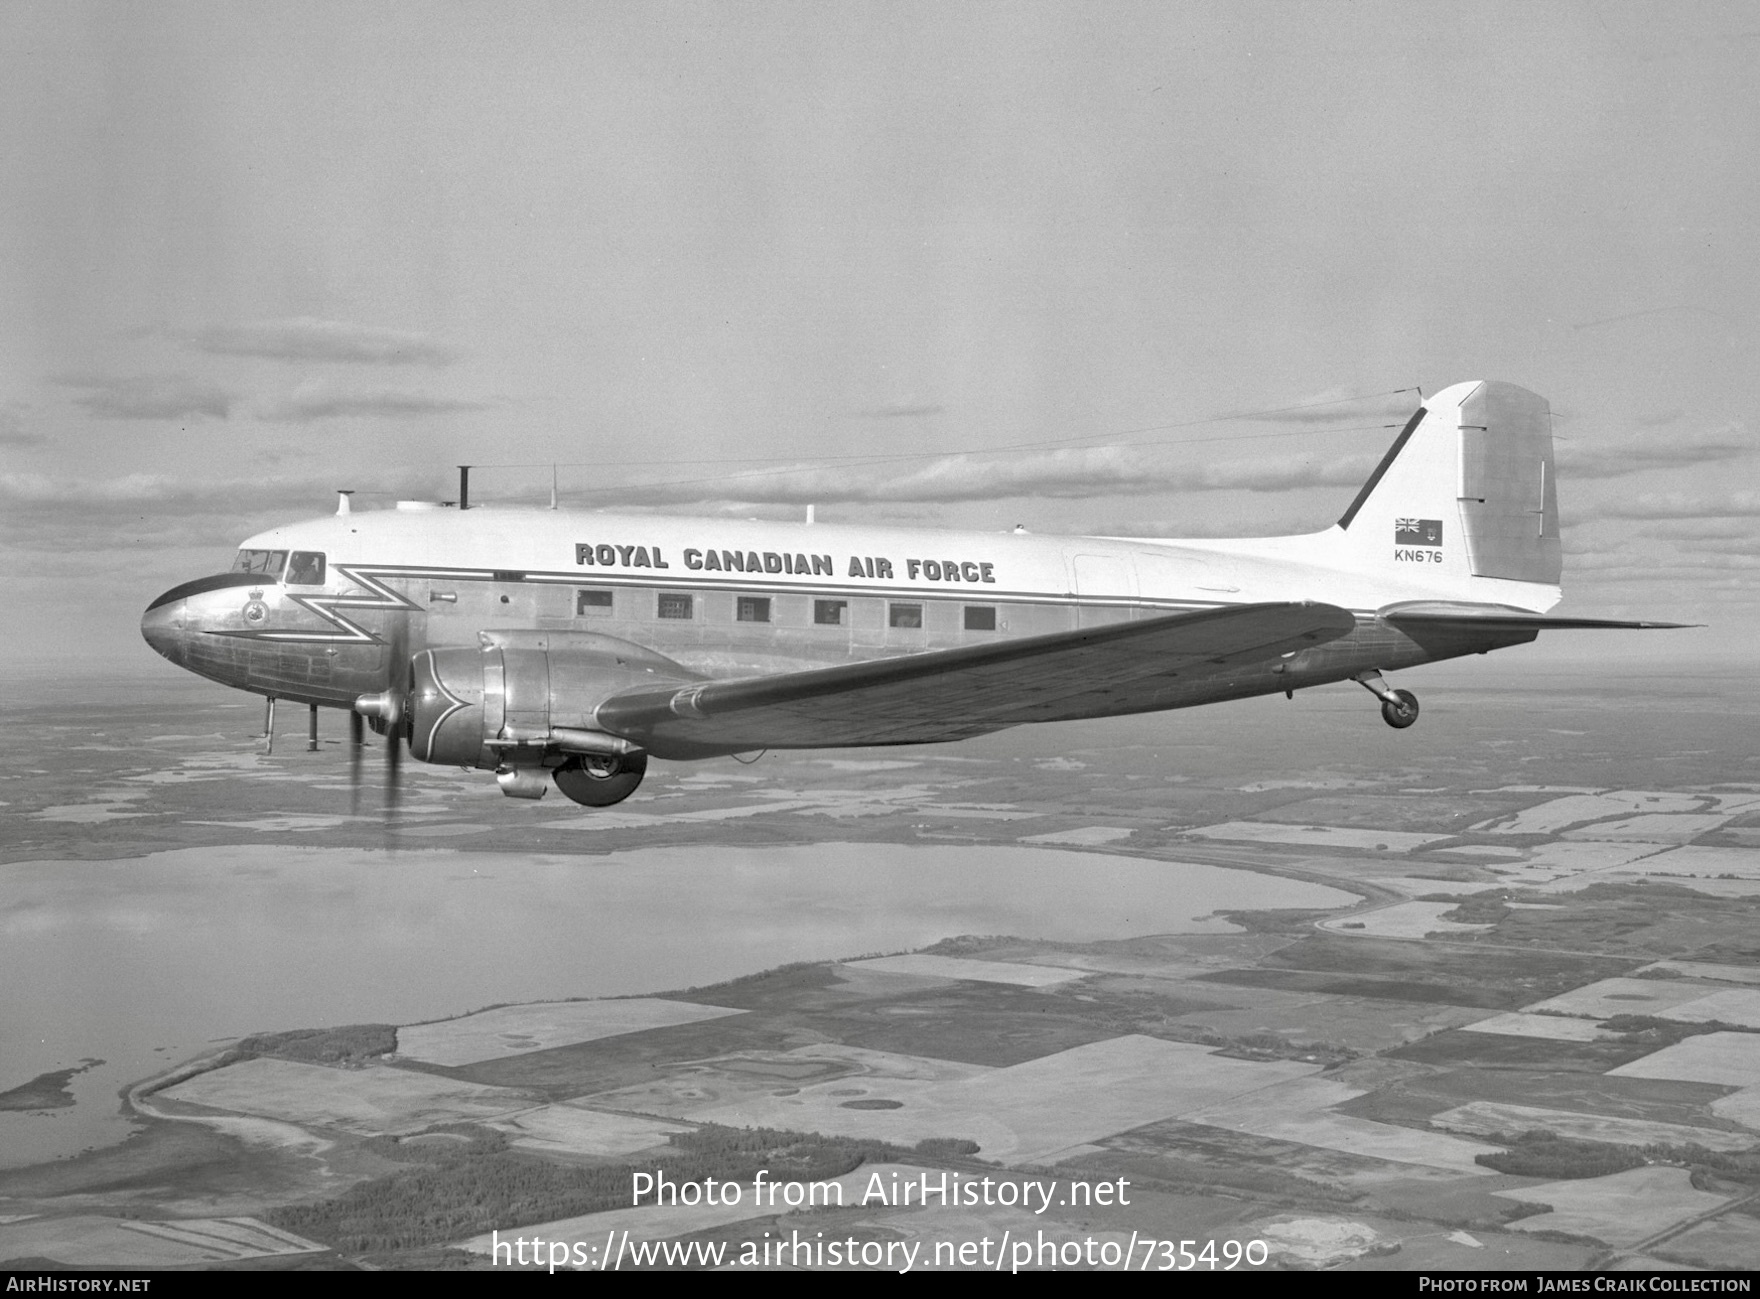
[{"x1": 141, "y1": 592, "x2": 187, "y2": 664}]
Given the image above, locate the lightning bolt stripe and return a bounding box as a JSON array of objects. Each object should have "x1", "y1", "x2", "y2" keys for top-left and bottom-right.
[{"x1": 214, "y1": 564, "x2": 445, "y2": 643}]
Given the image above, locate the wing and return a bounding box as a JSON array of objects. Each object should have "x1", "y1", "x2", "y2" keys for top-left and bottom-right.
[{"x1": 593, "y1": 601, "x2": 1357, "y2": 759}]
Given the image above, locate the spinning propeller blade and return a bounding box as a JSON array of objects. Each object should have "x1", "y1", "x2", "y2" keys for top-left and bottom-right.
[
  {"x1": 383, "y1": 616, "x2": 412, "y2": 826},
  {"x1": 385, "y1": 714, "x2": 403, "y2": 816},
  {"x1": 348, "y1": 614, "x2": 413, "y2": 830},
  {"x1": 348, "y1": 709, "x2": 364, "y2": 817}
]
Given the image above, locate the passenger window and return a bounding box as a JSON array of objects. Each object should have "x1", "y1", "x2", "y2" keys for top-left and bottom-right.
[
  {"x1": 964, "y1": 606, "x2": 997, "y2": 631},
  {"x1": 814, "y1": 599, "x2": 847, "y2": 626},
  {"x1": 889, "y1": 603, "x2": 923, "y2": 629},
  {"x1": 737, "y1": 596, "x2": 771, "y2": 623},
  {"x1": 657, "y1": 593, "x2": 693, "y2": 620},
  {"x1": 576, "y1": 589, "x2": 613, "y2": 616},
  {"x1": 286, "y1": 551, "x2": 326, "y2": 585}
]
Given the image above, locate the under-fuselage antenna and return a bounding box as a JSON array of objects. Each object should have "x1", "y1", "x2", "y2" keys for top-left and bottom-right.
[
  {"x1": 806, "y1": 504, "x2": 815, "y2": 525},
  {"x1": 335, "y1": 490, "x2": 353, "y2": 516},
  {"x1": 458, "y1": 465, "x2": 471, "y2": 510},
  {"x1": 551, "y1": 464, "x2": 558, "y2": 510}
]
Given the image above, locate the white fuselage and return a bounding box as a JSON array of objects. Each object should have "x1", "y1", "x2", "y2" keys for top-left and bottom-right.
[{"x1": 204, "y1": 505, "x2": 1544, "y2": 685}]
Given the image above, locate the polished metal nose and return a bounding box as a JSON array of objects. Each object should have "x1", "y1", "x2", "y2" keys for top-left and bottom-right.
[
  {"x1": 142, "y1": 571, "x2": 262, "y2": 666},
  {"x1": 140, "y1": 595, "x2": 186, "y2": 664}
]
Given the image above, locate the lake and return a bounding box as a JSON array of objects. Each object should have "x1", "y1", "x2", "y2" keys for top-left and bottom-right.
[{"x1": 0, "y1": 840, "x2": 1352, "y2": 1167}]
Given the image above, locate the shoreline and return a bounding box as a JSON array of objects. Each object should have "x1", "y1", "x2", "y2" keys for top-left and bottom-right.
[{"x1": 0, "y1": 1061, "x2": 104, "y2": 1114}]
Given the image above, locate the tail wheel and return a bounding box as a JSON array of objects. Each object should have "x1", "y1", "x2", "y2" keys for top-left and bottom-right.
[
  {"x1": 553, "y1": 752, "x2": 648, "y2": 807},
  {"x1": 1380, "y1": 689, "x2": 1420, "y2": 729}
]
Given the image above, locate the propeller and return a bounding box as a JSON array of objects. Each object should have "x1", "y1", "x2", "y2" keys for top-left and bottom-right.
[
  {"x1": 384, "y1": 615, "x2": 410, "y2": 825},
  {"x1": 385, "y1": 704, "x2": 403, "y2": 818},
  {"x1": 349, "y1": 614, "x2": 413, "y2": 832},
  {"x1": 349, "y1": 710, "x2": 364, "y2": 817}
]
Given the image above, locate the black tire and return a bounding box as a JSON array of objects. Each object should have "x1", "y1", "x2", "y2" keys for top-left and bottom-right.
[
  {"x1": 1380, "y1": 689, "x2": 1419, "y2": 729},
  {"x1": 553, "y1": 752, "x2": 648, "y2": 807}
]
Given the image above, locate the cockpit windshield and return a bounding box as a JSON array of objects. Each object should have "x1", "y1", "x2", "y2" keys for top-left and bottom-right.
[
  {"x1": 286, "y1": 551, "x2": 326, "y2": 585},
  {"x1": 231, "y1": 549, "x2": 287, "y2": 578}
]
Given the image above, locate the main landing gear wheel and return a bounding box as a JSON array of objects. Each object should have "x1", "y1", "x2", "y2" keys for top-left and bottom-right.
[
  {"x1": 1354, "y1": 670, "x2": 1420, "y2": 730},
  {"x1": 1380, "y1": 689, "x2": 1420, "y2": 729},
  {"x1": 553, "y1": 752, "x2": 648, "y2": 807}
]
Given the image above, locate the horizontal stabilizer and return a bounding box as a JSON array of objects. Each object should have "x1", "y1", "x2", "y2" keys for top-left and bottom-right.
[
  {"x1": 594, "y1": 601, "x2": 1358, "y2": 759},
  {"x1": 1381, "y1": 601, "x2": 1696, "y2": 631}
]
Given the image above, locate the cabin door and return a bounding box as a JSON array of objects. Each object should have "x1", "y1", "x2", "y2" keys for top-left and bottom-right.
[{"x1": 1071, "y1": 554, "x2": 1135, "y2": 628}]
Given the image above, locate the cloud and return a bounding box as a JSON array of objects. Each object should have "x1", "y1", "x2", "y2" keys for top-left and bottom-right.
[
  {"x1": 55, "y1": 374, "x2": 232, "y2": 421},
  {"x1": 253, "y1": 380, "x2": 489, "y2": 422},
  {"x1": 0, "y1": 474, "x2": 267, "y2": 554},
  {"x1": 1557, "y1": 523, "x2": 1760, "y2": 597},
  {"x1": 1622, "y1": 518, "x2": 1758, "y2": 541},
  {"x1": 852, "y1": 402, "x2": 944, "y2": 419},
  {"x1": 1095, "y1": 508, "x2": 1335, "y2": 540},
  {"x1": 0, "y1": 470, "x2": 335, "y2": 515},
  {"x1": 1566, "y1": 515, "x2": 1757, "y2": 542},
  {"x1": 52, "y1": 364, "x2": 483, "y2": 426},
  {"x1": 596, "y1": 446, "x2": 1381, "y2": 508},
  {"x1": 1571, "y1": 489, "x2": 1760, "y2": 521},
  {"x1": 1568, "y1": 551, "x2": 1760, "y2": 578},
  {"x1": 0, "y1": 469, "x2": 408, "y2": 511},
  {"x1": 186, "y1": 318, "x2": 464, "y2": 366},
  {"x1": 1556, "y1": 421, "x2": 1754, "y2": 478},
  {"x1": 0, "y1": 405, "x2": 45, "y2": 446},
  {"x1": 0, "y1": 472, "x2": 188, "y2": 505},
  {"x1": 0, "y1": 471, "x2": 411, "y2": 553}
]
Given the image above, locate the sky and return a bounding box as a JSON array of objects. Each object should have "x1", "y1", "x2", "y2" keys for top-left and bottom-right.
[{"x1": 3, "y1": 0, "x2": 1757, "y2": 668}]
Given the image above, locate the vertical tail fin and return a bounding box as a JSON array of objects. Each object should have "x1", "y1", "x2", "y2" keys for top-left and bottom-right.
[{"x1": 1337, "y1": 380, "x2": 1561, "y2": 588}]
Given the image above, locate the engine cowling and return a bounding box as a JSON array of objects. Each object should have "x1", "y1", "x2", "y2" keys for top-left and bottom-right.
[{"x1": 405, "y1": 631, "x2": 685, "y2": 769}]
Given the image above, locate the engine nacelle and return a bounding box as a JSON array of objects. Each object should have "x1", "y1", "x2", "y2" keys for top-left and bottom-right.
[{"x1": 406, "y1": 631, "x2": 680, "y2": 769}]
